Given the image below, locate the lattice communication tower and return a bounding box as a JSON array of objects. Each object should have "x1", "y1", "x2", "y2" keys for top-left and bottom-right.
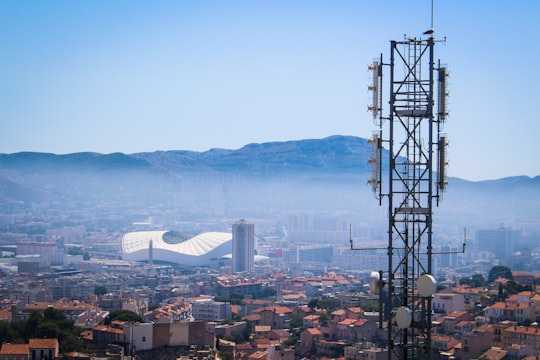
[{"x1": 363, "y1": 32, "x2": 449, "y2": 359}]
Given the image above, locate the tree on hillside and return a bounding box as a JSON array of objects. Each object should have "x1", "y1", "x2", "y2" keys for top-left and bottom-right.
[
  {"x1": 94, "y1": 285, "x2": 108, "y2": 297},
  {"x1": 310, "y1": 298, "x2": 341, "y2": 313},
  {"x1": 488, "y1": 266, "x2": 513, "y2": 283},
  {"x1": 459, "y1": 274, "x2": 486, "y2": 288},
  {"x1": 9, "y1": 309, "x2": 85, "y2": 354},
  {"x1": 103, "y1": 310, "x2": 144, "y2": 325}
]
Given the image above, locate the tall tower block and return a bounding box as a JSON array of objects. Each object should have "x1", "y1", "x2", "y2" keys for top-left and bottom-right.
[{"x1": 232, "y1": 219, "x2": 255, "y2": 273}]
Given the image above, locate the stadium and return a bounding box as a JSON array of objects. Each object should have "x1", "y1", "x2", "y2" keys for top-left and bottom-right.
[{"x1": 121, "y1": 231, "x2": 232, "y2": 266}]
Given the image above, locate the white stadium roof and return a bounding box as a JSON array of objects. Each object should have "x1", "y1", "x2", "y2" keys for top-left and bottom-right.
[{"x1": 121, "y1": 231, "x2": 232, "y2": 266}]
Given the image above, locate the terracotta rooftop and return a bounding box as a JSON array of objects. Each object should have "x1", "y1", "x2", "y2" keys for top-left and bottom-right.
[
  {"x1": 0, "y1": 343, "x2": 29, "y2": 355},
  {"x1": 29, "y1": 338, "x2": 59, "y2": 349},
  {"x1": 306, "y1": 328, "x2": 322, "y2": 336}
]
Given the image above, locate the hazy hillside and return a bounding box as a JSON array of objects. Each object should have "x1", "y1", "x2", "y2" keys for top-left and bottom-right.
[{"x1": 0, "y1": 135, "x2": 539, "y2": 230}]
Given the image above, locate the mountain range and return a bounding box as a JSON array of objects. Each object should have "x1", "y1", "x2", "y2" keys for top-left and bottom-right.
[{"x1": 0, "y1": 135, "x2": 539, "y2": 231}]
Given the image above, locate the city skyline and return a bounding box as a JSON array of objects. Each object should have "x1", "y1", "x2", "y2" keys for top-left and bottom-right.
[{"x1": 1, "y1": 1, "x2": 539, "y2": 181}]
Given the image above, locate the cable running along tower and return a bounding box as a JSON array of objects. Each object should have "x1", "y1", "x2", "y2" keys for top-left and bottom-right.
[{"x1": 362, "y1": 31, "x2": 449, "y2": 359}]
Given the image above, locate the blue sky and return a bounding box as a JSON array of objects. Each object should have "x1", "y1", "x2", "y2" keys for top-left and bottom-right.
[{"x1": 1, "y1": 1, "x2": 539, "y2": 181}]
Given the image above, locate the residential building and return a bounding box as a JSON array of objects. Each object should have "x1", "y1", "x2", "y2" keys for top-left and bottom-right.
[
  {"x1": 433, "y1": 293, "x2": 465, "y2": 314},
  {"x1": 476, "y1": 226, "x2": 521, "y2": 261},
  {"x1": 28, "y1": 339, "x2": 59, "y2": 360},
  {"x1": 344, "y1": 342, "x2": 387, "y2": 360},
  {"x1": 20, "y1": 300, "x2": 97, "y2": 322},
  {"x1": 192, "y1": 299, "x2": 232, "y2": 322},
  {"x1": 232, "y1": 220, "x2": 255, "y2": 273},
  {"x1": 502, "y1": 325, "x2": 540, "y2": 354},
  {"x1": 0, "y1": 343, "x2": 29, "y2": 360},
  {"x1": 454, "y1": 327, "x2": 492, "y2": 360},
  {"x1": 300, "y1": 328, "x2": 322, "y2": 355},
  {"x1": 253, "y1": 305, "x2": 292, "y2": 329}
]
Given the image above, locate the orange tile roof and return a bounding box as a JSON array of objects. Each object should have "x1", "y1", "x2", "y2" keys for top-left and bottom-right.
[
  {"x1": 254, "y1": 305, "x2": 292, "y2": 315},
  {"x1": 29, "y1": 338, "x2": 59, "y2": 349},
  {"x1": 0, "y1": 343, "x2": 29, "y2": 355},
  {"x1": 248, "y1": 350, "x2": 268, "y2": 360},
  {"x1": 354, "y1": 319, "x2": 369, "y2": 327},
  {"x1": 236, "y1": 343, "x2": 254, "y2": 350},
  {"x1": 337, "y1": 318, "x2": 356, "y2": 326}
]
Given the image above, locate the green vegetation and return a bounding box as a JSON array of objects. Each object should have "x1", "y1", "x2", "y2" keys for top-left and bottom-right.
[
  {"x1": 252, "y1": 287, "x2": 277, "y2": 299},
  {"x1": 360, "y1": 299, "x2": 379, "y2": 312},
  {"x1": 93, "y1": 285, "x2": 108, "y2": 297},
  {"x1": 308, "y1": 297, "x2": 341, "y2": 313},
  {"x1": 459, "y1": 274, "x2": 486, "y2": 288},
  {"x1": 222, "y1": 324, "x2": 251, "y2": 344},
  {"x1": 0, "y1": 308, "x2": 86, "y2": 354},
  {"x1": 505, "y1": 280, "x2": 532, "y2": 296},
  {"x1": 219, "y1": 350, "x2": 234, "y2": 360},
  {"x1": 103, "y1": 310, "x2": 144, "y2": 325},
  {"x1": 214, "y1": 292, "x2": 244, "y2": 305},
  {"x1": 488, "y1": 265, "x2": 513, "y2": 283}
]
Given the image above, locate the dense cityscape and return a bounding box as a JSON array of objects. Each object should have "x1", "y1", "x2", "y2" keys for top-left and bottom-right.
[
  {"x1": 2, "y1": 0, "x2": 540, "y2": 359},
  {"x1": 0, "y1": 186, "x2": 538, "y2": 360}
]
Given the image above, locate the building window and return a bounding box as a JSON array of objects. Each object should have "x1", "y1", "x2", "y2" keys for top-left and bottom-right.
[{"x1": 142, "y1": 336, "x2": 146, "y2": 342}]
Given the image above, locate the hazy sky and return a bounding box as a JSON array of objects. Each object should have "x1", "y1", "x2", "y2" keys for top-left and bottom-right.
[{"x1": 1, "y1": 1, "x2": 539, "y2": 181}]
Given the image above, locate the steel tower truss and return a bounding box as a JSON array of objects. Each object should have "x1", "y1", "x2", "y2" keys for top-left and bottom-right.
[{"x1": 366, "y1": 35, "x2": 448, "y2": 360}]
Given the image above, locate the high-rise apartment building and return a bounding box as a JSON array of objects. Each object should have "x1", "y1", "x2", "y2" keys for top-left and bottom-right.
[
  {"x1": 232, "y1": 219, "x2": 254, "y2": 273},
  {"x1": 476, "y1": 226, "x2": 521, "y2": 261}
]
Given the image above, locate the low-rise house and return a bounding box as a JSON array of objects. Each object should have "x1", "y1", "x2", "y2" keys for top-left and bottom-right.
[
  {"x1": 144, "y1": 302, "x2": 191, "y2": 323},
  {"x1": 450, "y1": 285, "x2": 481, "y2": 311},
  {"x1": 267, "y1": 329, "x2": 291, "y2": 344},
  {"x1": 300, "y1": 327, "x2": 322, "y2": 355},
  {"x1": 530, "y1": 293, "x2": 540, "y2": 317},
  {"x1": 267, "y1": 344, "x2": 294, "y2": 360},
  {"x1": 75, "y1": 308, "x2": 109, "y2": 329},
  {"x1": 344, "y1": 342, "x2": 388, "y2": 360},
  {"x1": 254, "y1": 325, "x2": 271, "y2": 338},
  {"x1": 20, "y1": 300, "x2": 97, "y2": 322},
  {"x1": 218, "y1": 338, "x2": 236, "y2": 356},
  {"x1": 303, "y1": 314, "x2": 320, "y2": 328},
  {"x1": 491, "y1": 321, "x2": 512, "y2": 348},
  {"x1": 0, "y1": 309, "x2": 11, "y2": 323},
  {"x1": 351, "y1": 318, "x2": 378, "y2": 343},
  {"x1": 485, "y1": 300, "x2": 535, "y2": 324},
  {"x1": 252, "y1": 305, "x2": 292, "y2": 329},
  {"x1": 478, "y1": 347, "x2": 507, "y2": 360},
  {"x1": 29, "y1": 338, "x2": 59, "y2": 360},
  {"x1": 454, "y1": 327, "x2": 492, "y2": 360},
  {"x1": 214, "y1": 321, "x2": 247, "y2": 339},
  {"x1": 512, "y1": 272, "x2": 536, "y2": 286},
  {"x1": 346, "y1": 307, "x2": 364, "y2": 320},
  {"x1": 506, "y1": 343, "x2": 533, "y2": 359},
  {"x1": 191, "y1": 298, "x2": 232, "y2": 322},
  {"x1": 240, "y1": 299, "x2": 273, "y2": 317},
  {"x1": 248, "y1": 350, "x2": 267, "y2": 360},
  {"x1": 0, "y1": 343, "x2": 30, "y2": 360},
  {"x1": 441, "y1": 311, "x2": 470, "y2": 334},
  {"x1": 236, "y1": 342, "x2": 256, "y2": 357},
  {"x1": 432, "y1": 335, "x2": 459, "y2": 352},
  {"x1": 336, "y1": 318, "x2": 357, "y2": 341},
  {"x1": 433, "y1": 293, "x2": 465, "y2": 314}
]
